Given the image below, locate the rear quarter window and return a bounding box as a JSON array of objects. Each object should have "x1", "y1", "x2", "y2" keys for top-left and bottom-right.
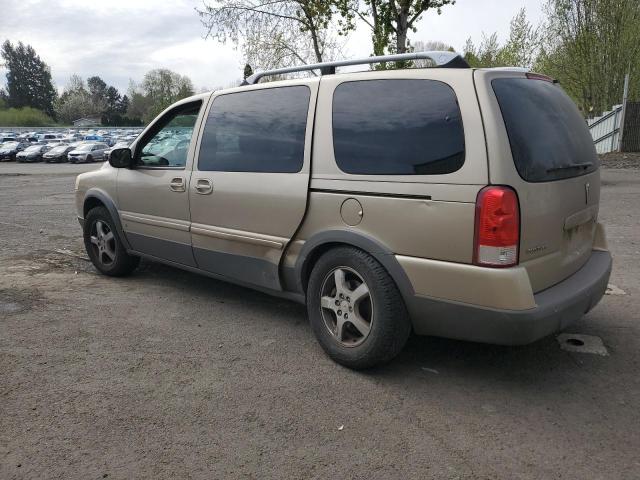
[
  {"x1": 332, "y1": 79, "x2": 465, "y2": 175},
  {"x1": 492, "y1": 78, "x2": 599, "y2": 182}
]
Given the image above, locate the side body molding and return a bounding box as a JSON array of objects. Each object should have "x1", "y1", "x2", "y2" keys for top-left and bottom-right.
[
  {"x1": 292, "y1": 230, "x2": 416, "y2": 302},
  {"x1": 83, "y1": 188, "x2": 131, "y2": 250}
]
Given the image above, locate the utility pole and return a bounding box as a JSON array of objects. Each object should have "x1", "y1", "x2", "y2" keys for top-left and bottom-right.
[{"x1": 618, "y1": 70, "x2": 630, "y2": 152}]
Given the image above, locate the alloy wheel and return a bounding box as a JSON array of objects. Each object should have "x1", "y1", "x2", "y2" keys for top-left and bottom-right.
[
  {"x1": 89, "y1": 220, "x2": 116, "y2": 266},
  {"x1": 320, "y1": 267, "x2": 373, "y2": 347}
]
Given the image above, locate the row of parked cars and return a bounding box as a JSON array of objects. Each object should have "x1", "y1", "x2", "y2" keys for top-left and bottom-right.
[{"x1": 0, "y1": 129, "x2": 141, "y2": 164}]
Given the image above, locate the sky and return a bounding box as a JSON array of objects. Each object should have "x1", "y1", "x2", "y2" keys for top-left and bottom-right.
[{"x1": 0, "y1": 0, "x2": 546, "y2": 94}]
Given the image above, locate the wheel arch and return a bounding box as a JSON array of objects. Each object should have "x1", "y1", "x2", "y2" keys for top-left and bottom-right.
[
  {"x1": 83, "y1": 188, "x2": 131, "y2": 250},
  {"x1": 294, "y1": 230, "x2": 415, "y2": 303}
]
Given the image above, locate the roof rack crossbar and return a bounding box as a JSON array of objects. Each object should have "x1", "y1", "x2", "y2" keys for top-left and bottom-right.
[{"x1": 244, "y1": 51, "x2": 469, "y2": 85}]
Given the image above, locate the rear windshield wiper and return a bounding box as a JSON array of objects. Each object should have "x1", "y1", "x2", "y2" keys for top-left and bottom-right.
[{"x1": 546, "y1": 162, "x2": 593, "y2": 173}]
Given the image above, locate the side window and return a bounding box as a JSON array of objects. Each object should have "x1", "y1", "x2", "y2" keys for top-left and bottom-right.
[
  {"x1": 136, "y1": 101, "x2": 202, "y2": 168},
  {"x1": 332, "y1": 79, "x2": 465, "y2": 175},
  {"x1": 198, "y1": 86, "x2": 310, "y2": 173}
]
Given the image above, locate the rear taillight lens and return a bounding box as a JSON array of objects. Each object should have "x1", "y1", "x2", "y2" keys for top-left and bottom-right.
[{"x1": 474, "y1": 186, "x2": 520, "y2": 268}]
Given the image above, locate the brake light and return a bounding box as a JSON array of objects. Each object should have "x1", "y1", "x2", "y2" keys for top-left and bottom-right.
[
  {"x1": 526, "y1": 72, "x2": 556, "y2": 83},
  {"x1": 474, "y1": 186, "x2": 520, "y2": 268}
]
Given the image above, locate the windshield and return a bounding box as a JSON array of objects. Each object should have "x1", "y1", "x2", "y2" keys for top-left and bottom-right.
[
  {"x1": 492, "y1": 78, "x2": 599, "y2": 182},
  {"x1": 50, "y1": 146, "x2": 68, "y2": 154},
  {"x1": 24, "y1": 146, "x2": 41, "y2": 152},
  {"x1": 76, "y1": 144, "x2": 94, "y2": 152},
  {"x1": 2, "y1": 142, "x2": 19, "y2": 149}
]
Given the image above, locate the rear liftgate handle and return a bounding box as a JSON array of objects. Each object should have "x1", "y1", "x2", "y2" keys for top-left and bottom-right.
[{"x1": 194, "y1": 178, "x2": 213, "y2": 195}]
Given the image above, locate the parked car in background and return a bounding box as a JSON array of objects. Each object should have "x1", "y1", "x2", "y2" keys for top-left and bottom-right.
[
  {"x1": 103, "y1": 141, "x2": 130, "y2": 162},
  {"x1": 16, "y1": 144, "x2": 49, "y2": 163},
  {"x1": 17, "y1": 135, "x2": 38, "y2": 143},
  {"x1": 36, "y1": 133, "x2": 59, "y2": 142},
  {"x1": 68, "y1": 142, "x2": 109, "y2": 163},
  {"x1": 0, "y1": 141, "x2": 28, "y2": 161},
  {"x1": 43, "y1": 144, "x2": 74, "y2": 163}
]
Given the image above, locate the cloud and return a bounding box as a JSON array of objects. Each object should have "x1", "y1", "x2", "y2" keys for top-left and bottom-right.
[{"x1": 0, "y1": 0, "x2": 242, "y2": 93}]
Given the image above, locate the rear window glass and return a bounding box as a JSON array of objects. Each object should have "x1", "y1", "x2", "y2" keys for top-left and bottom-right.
[
  {"x1": 198, "y1": 86, "x2": 310, "y2": 173},
  {"x1": 492, "y1": 78, "x2": 598, "y2": 182},
  {"x1": 332, "y1": 79, "x2": 465, "y2": 175}
]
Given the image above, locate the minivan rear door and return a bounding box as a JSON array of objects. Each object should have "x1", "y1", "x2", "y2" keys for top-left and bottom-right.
[
  {"x1": 475, "y1": 70, "x2": 600, "y2": 292},
  {"x1": 188, "y1": 80, "x2": 319, "y2": 291}
]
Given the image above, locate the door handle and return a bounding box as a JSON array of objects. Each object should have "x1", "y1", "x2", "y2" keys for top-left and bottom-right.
[
  {"x1": 194, "y1": 178, "x2": 213, "y2": 195},
  {"x1": 169, "y1": 177, "x2": 186, "y2": 192}
]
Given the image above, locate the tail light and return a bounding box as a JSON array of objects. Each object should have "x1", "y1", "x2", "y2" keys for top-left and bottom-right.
[{"x1": 474, "y1": 186, "x2": 520, "y2": 268}]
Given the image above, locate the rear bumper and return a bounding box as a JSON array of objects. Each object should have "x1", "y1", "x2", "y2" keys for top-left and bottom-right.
[{"x1": 407, "y1": 250, "x2": 612, "y2": 345}]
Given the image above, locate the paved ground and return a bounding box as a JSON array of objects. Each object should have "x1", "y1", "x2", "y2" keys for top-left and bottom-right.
[{"x1": 0, "y1": 162, "x2": 639, "y2": 479}]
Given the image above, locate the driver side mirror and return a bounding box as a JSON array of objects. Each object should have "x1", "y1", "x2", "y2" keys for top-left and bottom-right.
[{"x1": 109, "y1": 148, "x2": 133, "y2": 168}]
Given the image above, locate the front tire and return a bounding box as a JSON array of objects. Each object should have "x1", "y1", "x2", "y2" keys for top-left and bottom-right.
[
  {"x1": 306, "y1": 247, "x2": 411, "y2": 369},
  {"x1": 84, "y1": 206, "x2": 139, "y2": 276}
]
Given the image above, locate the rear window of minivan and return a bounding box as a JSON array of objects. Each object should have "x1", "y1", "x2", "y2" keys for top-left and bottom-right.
[{"x1": 492, "y1": 78, "x2": 598, "y2": 182}]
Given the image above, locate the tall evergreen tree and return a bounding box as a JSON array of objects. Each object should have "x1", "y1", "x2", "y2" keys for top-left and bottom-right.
[{"x1": 1, "y1": 40, "x2": 57, "y2": 118}]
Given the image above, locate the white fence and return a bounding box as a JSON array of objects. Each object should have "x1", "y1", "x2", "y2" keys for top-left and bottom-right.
[{"x1": 588, "y1": 105, "x2": 623, "y2": 154}]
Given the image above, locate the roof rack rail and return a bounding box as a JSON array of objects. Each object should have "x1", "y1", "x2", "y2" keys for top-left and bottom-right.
[{"x1": 243, "y1": 51, "x2": 470, "y2": 85}]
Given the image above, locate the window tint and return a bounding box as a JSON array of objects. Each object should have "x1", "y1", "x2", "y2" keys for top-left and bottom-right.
[
  {"x1": 198, "y1": 86, "x2": 310, "y2": 173},
  {"x1": 492, "y1": 78, "x2": 598, "y2": 182},
  {"x1": 332, "y1": 80, "x2": 465, "y2": 175},
  {"x1": 137, "y1": 101, "x2": 202, "y2": 168}
]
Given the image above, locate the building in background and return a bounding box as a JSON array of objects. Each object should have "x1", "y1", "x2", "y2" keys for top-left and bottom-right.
[{"x1": 73, "y1": 115, "x2": 102, "y2": 128}]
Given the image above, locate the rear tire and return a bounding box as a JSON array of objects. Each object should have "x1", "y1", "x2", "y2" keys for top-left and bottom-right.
[
  {"x1": 84, "y1": 206, "x2": 139, "y2": 276},
  {"x1": 306, "y1": 246, "x2": 411, "y2": 369}
]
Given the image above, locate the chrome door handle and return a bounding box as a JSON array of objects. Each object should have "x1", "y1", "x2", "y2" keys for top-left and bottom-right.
[
  {"x1": 169, "y1": 177, "x2": 185, "y2": 192},
  {"x1": 194, "y1": 178, "x2": 213, "y2": 195}
]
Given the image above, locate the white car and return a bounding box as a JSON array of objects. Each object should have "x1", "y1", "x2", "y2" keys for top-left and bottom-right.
[{"x1": 68, "y1": 143, "x2": 109, "y2": 163}]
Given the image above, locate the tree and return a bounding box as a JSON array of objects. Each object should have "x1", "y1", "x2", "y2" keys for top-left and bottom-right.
[
  {"x1": 338, "y1": 0, "x2": 455, "y2": 63},
  {"x1": 86, "y1": 75, "x2": 108, "y2": 114},
  {"x1": 198, "y1": 1, "x2": 342, "y2": 71},
  {"x1": 1, "y1": 40, "x2": 57, "y2": 118},
  {"x1": 463, "y1": 33, "x2": 501, "y2": 68},
  {"x1": 498, "y1": 8, "x2": 540, "y2": 69},
  {"x1": 54, "y1": 75, "x2": 98, "y2": 124},
  {"x1": 126, "y1": 80, "x2": 152, "y2": 122},
  {"x1": 87, "y1": 76, "x2": 107, "y2": 100},
  {"x1": 118, "y1": 94, "x2": 130, "y2": 115},
  {"x1": 140, "y1": 69, "x2": 194, "y2": 121},
  {"x1": 536, "y1": 0, "x2": 640, "y2": 115},
  {"x1": 462, "y1": 9, "x2": 539, "y2": 69}
]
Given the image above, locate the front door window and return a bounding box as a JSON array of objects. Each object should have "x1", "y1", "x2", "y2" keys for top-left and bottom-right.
[{"x1": 136, "y1": 102, "x2": 202, "y2": 168}]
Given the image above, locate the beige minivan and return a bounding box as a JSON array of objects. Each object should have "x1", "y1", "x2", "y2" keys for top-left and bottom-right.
[{"x1": 75, "y1": 51, "x2": 612, "y2": 368}]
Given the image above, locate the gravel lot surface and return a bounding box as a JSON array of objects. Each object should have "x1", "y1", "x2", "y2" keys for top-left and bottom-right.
[
  {"x1": 1, "y1": 162, "x2": 639, "y2": 479},
  {"x1": 600, "y1": 151, "x2": 640, "y2": 169}
]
